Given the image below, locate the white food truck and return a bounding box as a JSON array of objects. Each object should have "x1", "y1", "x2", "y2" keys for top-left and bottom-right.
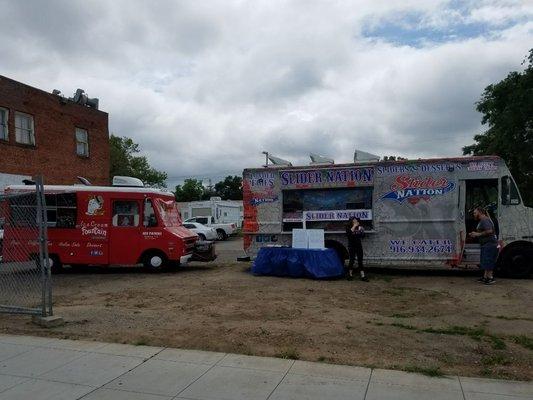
[{"x1": 242, "y1": 156, "x2": 533, "y2": 277}]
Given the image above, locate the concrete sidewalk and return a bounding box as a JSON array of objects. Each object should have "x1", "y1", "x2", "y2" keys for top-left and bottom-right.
[{"x1": 0, "y1": 335, "x2": 531, "y2": 400}]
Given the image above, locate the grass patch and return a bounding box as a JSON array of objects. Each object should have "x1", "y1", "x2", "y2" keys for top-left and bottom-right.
[
  {"x1": 371, "y1": 275, "x2": 393, "y2": 282},
  {"x1": 345, "y1": 325, "x2": 353, "y2": 330},
  {"x1": 391, "y1": 322, "x2": 417, "y2": 330},
  {"x1": 133, "y1": 338, "x2": 149, "y2": 346},
  {"x1": 317, "y1": 356, "x2": 326, "y2": 362},
  {"x1": 276, "y1": 348, "x2": 300, "y2": 360},
  {"x1": 488, "y1": 335, "x2": 507, "y2": 350},
  {"x1": 389, "y1": 323, "x2": 509, "y2": 349},
  {"x1": 512, "y1": 335, "x2": 533, "y2": 351},
  {"x1": 489, "y1": 315, "x2": 533, "y2": 322},
  {"x1": 420, "y1": 326, "x2": 485, "y2": 341},
  {"x1": 383, "y1": 287, "x2": 412, "y2": 297},
  {"x1": 481, "y1": 354, "x2": 510, "y2": 366},
  {"x1": 403, "y1": 365, "x2": 444, "y2": 377},
  {"x1": 390, "y1": 312, "x2": 416, "y2": 318}
]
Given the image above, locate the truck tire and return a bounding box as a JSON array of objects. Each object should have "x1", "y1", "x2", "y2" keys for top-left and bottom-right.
[
  {"x1": 499, "y1": 245, "x2": 532, "y2": 278},
  {"x1": 142, "y1": 251, "x2": 167, "y2": 272},
  {"x1": 216, "y1": 229, "x2": 227, "y2": 241},
  {"x1": 198, "y1": 233, "x2": 206, "y2": 241}
]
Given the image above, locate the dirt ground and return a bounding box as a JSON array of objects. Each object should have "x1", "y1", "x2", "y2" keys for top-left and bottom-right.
[{"x1": 1, "y1": 237, "x2": 532, "y2": 380}]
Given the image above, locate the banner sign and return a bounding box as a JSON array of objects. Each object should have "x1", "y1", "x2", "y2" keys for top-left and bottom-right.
[
  {"x1": 280, "y1": 167, "x2": 373, "y2": 187},
  {"x1": 303, "y1": 209, "x2": 372, "y2": 221},
  {"x1": 381, "y1": 176, "x2": 455, "y2": 204}
]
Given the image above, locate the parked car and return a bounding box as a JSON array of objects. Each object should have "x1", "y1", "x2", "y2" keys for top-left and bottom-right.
[
  {"x1": 183, "y1": 222, "x2": 217, "y2": 241},
  {"x1": 184, "y1": 216, "x2": 236, "y2": 240}
]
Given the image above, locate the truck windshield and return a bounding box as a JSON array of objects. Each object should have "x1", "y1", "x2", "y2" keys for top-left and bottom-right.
[{"x1": 156, "y1": 199, "x2": 182, "y2": 227}]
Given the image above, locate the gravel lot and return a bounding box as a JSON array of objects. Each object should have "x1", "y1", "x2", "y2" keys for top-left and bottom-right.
[{"x1": 1, "y1": 237, "x2": 532, "y2": 380}]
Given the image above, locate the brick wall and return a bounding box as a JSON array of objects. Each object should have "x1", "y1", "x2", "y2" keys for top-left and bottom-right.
[{"x1": 0, "y1": 75, "x2": 110, "y2": 186}]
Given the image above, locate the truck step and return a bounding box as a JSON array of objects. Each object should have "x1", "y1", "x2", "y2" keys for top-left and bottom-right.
[{"x1": 462, "y1": 244, "x2": 481, "y2": 264}]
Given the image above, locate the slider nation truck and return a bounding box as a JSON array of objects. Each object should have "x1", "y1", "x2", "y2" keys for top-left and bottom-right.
[{"x1": 242, "y1": 156, "x2": 533, "y2": 277}]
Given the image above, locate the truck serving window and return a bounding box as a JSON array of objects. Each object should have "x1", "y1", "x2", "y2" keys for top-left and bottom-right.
[
  {"x1": 282, "y1": 187, "x2": 373, "y2": 231},
  {"x1": 113, "y1": 201, "x2": 140, "y2": 227},
  {"x1": 501, "y1": 176, "x2": 521, "y2": 205},
  {"x1": 45, "y1": 193, "x2": 77, "y2": 229}
]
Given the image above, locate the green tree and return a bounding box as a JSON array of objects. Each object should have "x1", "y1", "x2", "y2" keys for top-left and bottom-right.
[
  {"x1": 214, "y1": 176, "x2": 243, "y2": 200},
  {"x1": 175, "y1": 179, "x2": 205, "y2": 202},
  {"x1": 463, "y1": 49, "x2": 533, "y2": 205},
  {"x1": 110, "y1": 135, "x2": 168, "y2": 187}
]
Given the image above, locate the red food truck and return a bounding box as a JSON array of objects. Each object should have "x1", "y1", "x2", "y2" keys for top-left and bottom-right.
[{"x1": 3, "y1": 178, "x2": 212, "y2": 272}]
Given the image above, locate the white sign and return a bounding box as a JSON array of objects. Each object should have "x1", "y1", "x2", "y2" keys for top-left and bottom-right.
[
  {"x1": 307, "y1": 229, "x2": 325, "y2": 249},
  {"x1": 303, "y1": 209, "x2": 372, "y2": 221},
  {"x1": 292, "y1": 229, "x2": 308, "y2": 249}
]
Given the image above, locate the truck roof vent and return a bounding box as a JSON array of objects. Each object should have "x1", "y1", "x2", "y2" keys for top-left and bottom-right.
[
  {"x1": 77, "y1": 176, "x2": 92, "y2": 186},
  {"x1": 262, "y1": 151, "x2": 292, "y2": 167},
  {"x1": 310, "y1": 153, "x2": 334, "y2": 165},
  {"x1": 112, "y1": 176, "x2": 144, "y2": 187},
  {"x1": 354, "y1": 149, "x2": 380, "y2": 163}
]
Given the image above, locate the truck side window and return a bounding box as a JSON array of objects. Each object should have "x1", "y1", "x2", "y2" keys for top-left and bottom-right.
[
  {"x1": 501, "y1": 176, "x2": 521, "y2": 205},
  {"x1": 143, "y1": 199, "x2": 157, "y2": 227},
  {"x1": 197, "y1": 217, "x2": 208, "y2": 225},
  {"x1": 113, "y1": 201, "x2": 139, "y2": 227},
  {"x1": 44, "y1": 193, "x2": 77, "y2": 229}
]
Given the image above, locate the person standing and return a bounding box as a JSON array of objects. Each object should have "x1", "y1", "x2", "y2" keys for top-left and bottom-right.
[
  {"x1": 469, "y1": 207, "x2": 498, "y2": 285},
  {"x1": 346, "y1": 217, "x2": 368, "y2": 282}
]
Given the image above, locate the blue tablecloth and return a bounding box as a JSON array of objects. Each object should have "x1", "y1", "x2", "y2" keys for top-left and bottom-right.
[{"x1": 252, "y1": 247, "x2": 344, "y2": 279}]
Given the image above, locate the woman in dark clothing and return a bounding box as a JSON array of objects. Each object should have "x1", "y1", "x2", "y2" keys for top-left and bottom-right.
[{"x1": 345, "y1": 217, "x2": 368, "y2": 282}]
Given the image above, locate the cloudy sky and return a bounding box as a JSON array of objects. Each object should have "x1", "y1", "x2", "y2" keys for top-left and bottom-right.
[{"x1": 0, "y1": 0, "x2": 531, "y2": 187}]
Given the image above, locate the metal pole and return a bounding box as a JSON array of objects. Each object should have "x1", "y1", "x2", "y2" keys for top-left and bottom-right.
[
  {"x1": 35, "y1": 177, "x2": 46, "y2": 317},
  {"x1": 41, "y1": 180, "x2": 52, "y2": 317}
]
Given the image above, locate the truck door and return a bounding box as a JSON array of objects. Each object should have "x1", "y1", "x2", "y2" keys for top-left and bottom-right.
[
  {"x1": 460, "y1": 179, "x2": 499, "y2": 266},
  {"x1": 109, "y1": 199, "x2": 142, "y2": 265},
  {"x1": 457, "y1": 180, "x2": 466, "y2": 262}
]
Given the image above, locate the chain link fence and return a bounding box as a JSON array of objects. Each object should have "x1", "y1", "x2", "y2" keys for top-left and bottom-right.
[{"x1": 0, "y1": 178, "x2": 52, "y2": 316}]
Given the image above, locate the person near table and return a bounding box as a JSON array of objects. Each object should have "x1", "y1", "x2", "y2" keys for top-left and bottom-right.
[{"x1": 345, "y1": 217, "x2": 368, "y2": 282}]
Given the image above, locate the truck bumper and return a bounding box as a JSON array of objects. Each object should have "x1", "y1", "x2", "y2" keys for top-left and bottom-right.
[
  {"x1": 180, "y1": 254, "x2": 193, "y2": 264},
  {"x1": 190, "y1": 240, "x2": 217, "y2": 262}
]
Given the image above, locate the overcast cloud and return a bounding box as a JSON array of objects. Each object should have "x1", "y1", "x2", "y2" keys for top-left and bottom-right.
[{"x1": 0, "y1": 0, "x2": 531, "y2": 186}]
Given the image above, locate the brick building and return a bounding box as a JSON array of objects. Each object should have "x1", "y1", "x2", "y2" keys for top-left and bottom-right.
[{"x1": 0, "y1": 75, "x2": 109, "y2": 188}]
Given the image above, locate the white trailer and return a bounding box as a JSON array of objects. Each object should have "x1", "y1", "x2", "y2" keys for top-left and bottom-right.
[
  {"x1": 178, "y1": 197, "x2": 242, "y2": 227},
  {"x1": 242, "y1": 156, "x2": 533, "y2": 278}
]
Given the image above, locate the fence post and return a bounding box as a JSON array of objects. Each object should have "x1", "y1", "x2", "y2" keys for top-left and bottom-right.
[{"x1": 35, "y1": 177, "x2": 52, "y2": 317}]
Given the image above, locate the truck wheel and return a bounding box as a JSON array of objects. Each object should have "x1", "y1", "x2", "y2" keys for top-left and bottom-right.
[
  {"x1": 142, "y1": 252, "x2": 167, "y2": 272},
  {"x1": 198, "y1": 233, "x2": 206, "y2": 241},
  {"x1": 499, "y1": 246, "x2": 532, "y2": 278},
  {"x1": 48, "y1": 255, "x2": 63, "y2": 274},
  {"x1": 216, "y1": 229, "x2": 227, "y2": 241}
]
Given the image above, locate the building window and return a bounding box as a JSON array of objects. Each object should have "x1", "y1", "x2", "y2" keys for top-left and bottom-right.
[
  {"x1": 0, "y1": 107, "x2": 8, "y2": 141},
  {"x1": 75, "y1": 128, "x2": 89, "y2": 157},
  {"x1": 15, "y1": 112, "x2": 35, "y2": 145}
]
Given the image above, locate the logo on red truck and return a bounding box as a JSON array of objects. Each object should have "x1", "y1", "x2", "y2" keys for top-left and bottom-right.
[{"x1": 382, "y1": 176, "x2": 455, "y2": 204}]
